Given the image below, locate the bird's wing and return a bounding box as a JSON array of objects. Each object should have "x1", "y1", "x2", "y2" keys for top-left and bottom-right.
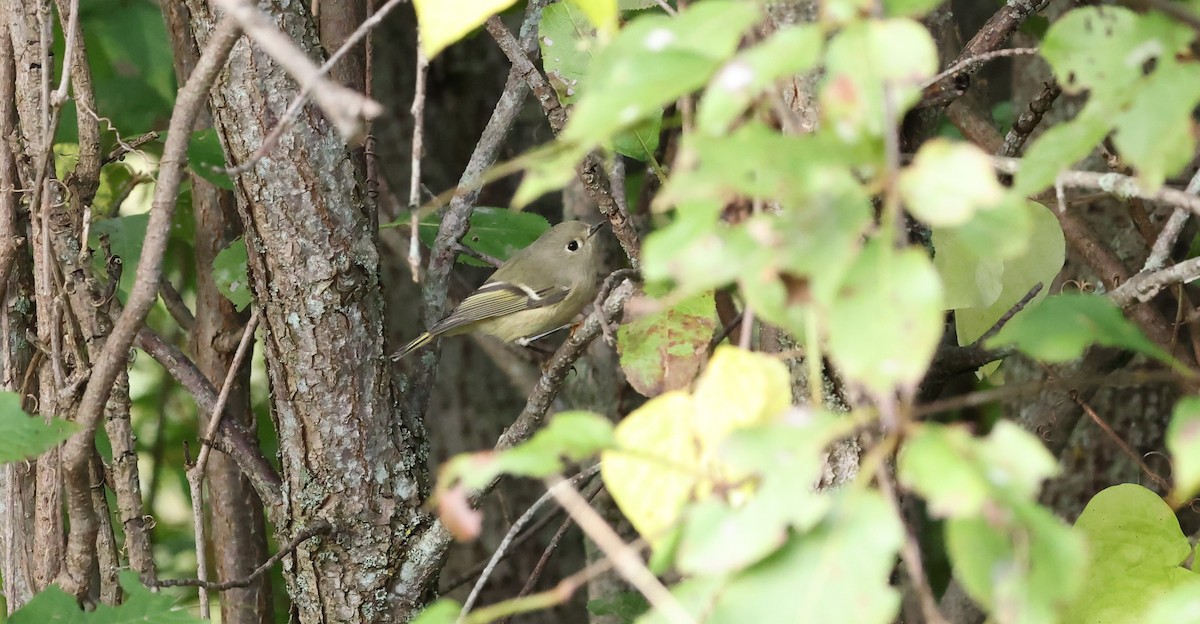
[{"x1": 428, "y1": 281, "x2": 570, "y2": 335}]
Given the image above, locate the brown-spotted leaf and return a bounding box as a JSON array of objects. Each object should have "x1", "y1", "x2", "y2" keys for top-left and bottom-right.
[{"x1": 617, "y1": 287, "x2": 719, "y2": 397}]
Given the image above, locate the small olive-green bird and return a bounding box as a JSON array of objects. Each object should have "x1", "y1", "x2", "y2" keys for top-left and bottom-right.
[{"x1": 391, "y1": 220, "x2": 605, "y2": 360}]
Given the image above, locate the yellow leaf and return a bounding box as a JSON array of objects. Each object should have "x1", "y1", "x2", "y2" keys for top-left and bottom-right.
[
  {"x1": 413, "y1": 0, "x2": 519, "y2": 58},
  {"x1": 569, "y1": 0, "x2": 618, "y2": 38},
  {"x1": 601, "y1": 347, "x2": 792, "y2": 542}
]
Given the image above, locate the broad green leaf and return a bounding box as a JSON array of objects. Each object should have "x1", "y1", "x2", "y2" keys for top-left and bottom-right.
[
  {"x1": 617, "y1": 287, "x2": 718, "y2": 397},
  {"x1": 11, "y1": 571, "x2": 202, "y2": 623},
  {"x1": 1111, "y1": 63, "x2": 1200, "y2": 190},
  {"x1": 89, "y1": 214, "x2": 150, "y2": 305},
  {"x1": 1146, "y1": 584, "x2": 1200, "y2": 624},
  {"x1": 382, "y1": 207, "x2": 550, "y2": 267},
  {"x1": 987, "y1": 294, "x2": 1176, "y2": 366},
  {"x1": 54, "y1": 0, "x2": 175, "y2": 143},
  {"x1": 883, "y1": 0, "x2": 945, "y2": 17},
  {"x1": 513, "y1": 143, "x2": 590, "y2": 208},
  {"x1": 657, "y1": 124, "x2": 876, "y2": 208},
  {"x1": 899, "y1": 421, "x2": 1058, "y2": 518},
  {"x1": 642, "y1": 491, "x2": 903, "y2": 624},
  {"x1": 934, "y1": 195, "x2": 1034, "y2": 310},
  {"x1": 1064, "y1": 484, "x2": 1200, "y2": 624},
  {"x1": 827, "y1": 241, "x2": 943, "y2": 395},
  {"x1": 820, "y1": 18, "x2": 938, "y2": 141},
  {"x1": 1012, "y1": 101, "x2": 1112, "y2": 196},
  {"x1": 824, "y1": 0, "x2": 944, "y2": 21},
  {"x1": 1167, "y1": 397, "x2": 1200, "y2": 503},
  {"x1": 641, "y1": 200, "x2": 738, "y2": 293},
  {"x1": 540, "y1": 3, "x2": 596, "y2": 106},
  {"x1": 955, "y1": 200, "x2": 1063, "y2": 349},
  {"x1": 696, "y1": 25, "x2": 823, "y2": 135},
  {"x1": 1024, "y1": 6, "x2": 1198, "y2": 193},
  {"x1": 602, "y1": 347, "x2": 789, "y2": 542},
  {"x1": 899, "y1": 139, "x2": 1004, "y2": 227},
  {"x1": 612, "y1": 114, "x2": 663, "y2": 161},
  {"x1": 213, "y1": 237, "x2": 252, "y2": 312},
  {"x1": 0, "y1": 392, "x2": 77, "y2": 464},
  {"x1": 448, "y1": 411, "x2": 615, "y2": 491},
  {"x1": 1040, "y1": 7, "x2": 1193, "y2": 99},
  {"x1": 948, "y1": 502, "x2": 1085, "y2": 624},
  {"x1": 413, "y1": 0, "x2": 519, "y2": 58},
  {"x1": 676, "y1": 415, "x2": 849, "y2": 575},
  {"x1": 187, "y1": 129, "x2": 234, "y2": 190},
  {"x1": 564, "y1": 1, "x2": 763, "y2": 146},
  {"x1": 410, "y1": 599, "x2": 460, "y2": 624},
  {"x1": 587, "y1": 592, "x2": 650, "y2": 622}
]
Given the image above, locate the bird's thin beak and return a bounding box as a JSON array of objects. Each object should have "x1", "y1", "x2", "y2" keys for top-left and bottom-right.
[{"x1": 587, "y1": 221, "x2": 606, "y2": 238}]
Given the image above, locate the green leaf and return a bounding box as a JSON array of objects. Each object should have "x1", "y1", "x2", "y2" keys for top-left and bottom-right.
[
  {"x1": 451, "y1": 411, "x2": 615, "y2": 491},
  {"x1": 1041, "y1": 7, "x2": 1194, "y2": 99},
  {"x1": 587, "y1": 592, "x2": 650, "y2": 623},
  {"x1": 1013, "y1": 100, "x2": 1112, "y2": 196},
  {"x1": 1146, "y1": 584, "x2": 1200, "y2": 624},
  {"x1": 540, "y1": 3, "x2": 597, "y2": 106},
  {"x1": 827, "y1": 241, "x2": 943, "y2": 395},
  {"x1": 55, "y1": 0, "x2": 175, "y2": 142},
  {"x1": 948, "y1": 502, "x2": 1086, "y2": 624},
  {"x1": 696, "y1": 25, "x2": 823, "y2": 135},
  {"x1": 820, "y1": 18, "x2": 938, "y2": 141},
  {"x1": 1064, "y1": 484, "x2": 1200, "y2": 624},
  {"x1": 933, "y1": 195, "x2": 1034, "y2": 310},
  {"x1": 643, "y1": 491, "x2": 903, "y2": 624},
  {"x1": 213, "y1": 237, "x2": 253, "y2": 312},
  {"x1": 1167, "y1": 396, "x2": 1200, "y2": 503},
  {"x1": 413, "y1": 0, "x2": 519, "y2": 58},
  {"x1": 563, "y1": 1, "x2": 763, "y2": 147},
  {"x1": 987, "y1": 293, "x2": 1177, "y2": 366},
  {"x1": 0, "y1": 392, "x2": 77, "y2": 464},
  {"x1": 410, "y1": 599, "x2": 460, "y2": 624},
  {"x1": 675, "y1": 416, "x2": 849, "y2": 575},
  {"x1": 882, "y1": 0, "x2": 945, "y2": 17},
  {"x1": 11, "y1": 571, "x2": 202, "y2": 623},
  {"x1": 899, "y1": 139, "x2": 1005, "y2": 227},
  {"x1": 186, "y1": 129, "x2": 234, "y2": 190},
  {"x1": 617, "y1": 286, "x2": 718, "y2": 398},
  {"x1": 899, "y1": 421, "x2": 1059, "y2": 518},
  {"x1": 954, "y1": 200, "x2": 1063, "y2": 350},
  {"x1": 89, "y1": 213, "x2": 149, "y2": 304},
  {"x1": 613, "y1": 114, "x2": 662, "y2": 161},
  {"x1": 1110, "y1": 63, "x2": 1200, "y2": 190}
]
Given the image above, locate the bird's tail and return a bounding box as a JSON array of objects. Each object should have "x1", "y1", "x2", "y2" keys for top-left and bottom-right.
[{"x1": 390, "y1": 332, "x2": 435, "y2": 361}]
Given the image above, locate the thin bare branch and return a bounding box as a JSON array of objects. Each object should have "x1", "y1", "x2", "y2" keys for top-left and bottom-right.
[
  {"x1": 919, "y1": 48, "x2": 1038, "y2": 91},
  {"x1": 991, "y1": 156, "x2": 1200, "y2": 216},
  {"x1": 460, "y1": 465, "x2": 600, "y2": 619},
  {"x1": 544, "y1": 474, "x2": 692, "y2": 624},
  {"x1": 187, "y1": 307, "x2": 260, "y2": 617},
  {"x1": 408, "y1": 34, "x2": 430, "y2": 282},
  {"x1": 149, "y1": 521, "x2": 331, "y2": 591}
]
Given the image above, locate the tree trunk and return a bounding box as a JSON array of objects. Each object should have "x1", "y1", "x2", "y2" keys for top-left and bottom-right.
[{"x1": 179, "y1": 1, "x2": 435, "y2": 619}]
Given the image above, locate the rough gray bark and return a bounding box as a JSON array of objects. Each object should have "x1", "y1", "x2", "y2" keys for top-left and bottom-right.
[
  {"x1": 0, "y1": 13, "x2": 39, "y2": 612},
  {"x1": 180, "y1": 1, "x2": 435, "y2": 620}
]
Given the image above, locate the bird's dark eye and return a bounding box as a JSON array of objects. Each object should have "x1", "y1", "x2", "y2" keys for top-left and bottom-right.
[{"x1": 566, "y1": 240, "x2": 580, "y2": 252}]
